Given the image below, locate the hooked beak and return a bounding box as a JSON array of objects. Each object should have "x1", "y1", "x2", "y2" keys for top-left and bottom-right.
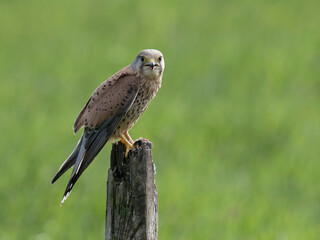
[{"x1": 145, "y1": 59, "x2": 157, "y2": 70}]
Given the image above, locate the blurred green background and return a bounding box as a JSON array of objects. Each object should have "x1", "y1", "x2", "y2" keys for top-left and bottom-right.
[{"x1": 1, "y1": 0, "x2": 320, "y2": 239}]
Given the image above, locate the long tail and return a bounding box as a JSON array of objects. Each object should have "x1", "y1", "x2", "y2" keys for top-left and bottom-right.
[
  {"x1": 52, "y1": 116, "x2": 123, "y2": 206},
  {"x1": 52, "y1": 90, "x2": 138, "y2": 206},
  {"x1": 59, "y1": 127, "x2": 111, "y2": 205},
  {"x1": 51, "y1": 136, "x2": 84, "y2": 184}
]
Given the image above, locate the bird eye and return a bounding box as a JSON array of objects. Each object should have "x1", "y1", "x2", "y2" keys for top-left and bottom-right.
[
  {"x1": 158, "y1": 56, "x2": 162, "y2": 61},
  {"x1": 140, "y1": 56, "x2": 145, "y2": 62}
]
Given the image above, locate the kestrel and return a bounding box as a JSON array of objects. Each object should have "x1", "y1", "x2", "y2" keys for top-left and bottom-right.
[{"x1": 52, "y1": 49, "x2": 165, "y2": 205}]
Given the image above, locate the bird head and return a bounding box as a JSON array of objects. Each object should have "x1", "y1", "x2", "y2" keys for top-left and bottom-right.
[{"x1": 131, "y1": 49, "x2": 165, "y2": 80}]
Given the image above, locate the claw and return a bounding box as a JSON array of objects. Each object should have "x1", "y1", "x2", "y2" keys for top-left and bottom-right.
[{"x1": 120, "y1": 134, "x2": 135, "y2": 158}]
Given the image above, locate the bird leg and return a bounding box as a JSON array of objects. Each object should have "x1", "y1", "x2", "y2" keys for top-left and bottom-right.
[
  {"x1": 124, "y1": 130, "x2": 135, "y2": 145},
  {"x1": 120, "y1": 134, "x2": 135, "y2": 158}
]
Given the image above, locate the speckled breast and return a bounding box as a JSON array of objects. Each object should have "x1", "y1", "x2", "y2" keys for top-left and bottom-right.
[{"x1": 111, "y1": 79, "x2": 161, "y2": 139}]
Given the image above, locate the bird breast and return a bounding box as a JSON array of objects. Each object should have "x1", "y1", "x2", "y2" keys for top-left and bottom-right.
[{"x1": 110, "y1": 77, "x2": 162, "y2": 140}]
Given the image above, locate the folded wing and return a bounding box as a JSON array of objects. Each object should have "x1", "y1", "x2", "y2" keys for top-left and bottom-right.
[{"x1": 52, "y1": 67, "x2": 140, "y2": 205}]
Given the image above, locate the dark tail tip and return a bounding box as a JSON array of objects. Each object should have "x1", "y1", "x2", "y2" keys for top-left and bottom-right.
[
  {"x1": 51, "y1": 172, "x2": 61, "y2": 184},
  {"x1": 51, "y1": 177, "x2": 57, "y2": 184}
]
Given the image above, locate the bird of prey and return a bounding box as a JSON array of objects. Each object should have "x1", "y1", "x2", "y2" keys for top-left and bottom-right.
[{"x1": 51, "y1": 49, "x2": 165, "y2": 205}]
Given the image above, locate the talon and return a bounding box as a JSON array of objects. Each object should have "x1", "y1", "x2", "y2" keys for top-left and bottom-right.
[
  {"x1": 124, "y1": 143, "x2": 135, "y2": 158},
  {"x1": 120, "y1": 134, "x2": 135, "y2": 158}
]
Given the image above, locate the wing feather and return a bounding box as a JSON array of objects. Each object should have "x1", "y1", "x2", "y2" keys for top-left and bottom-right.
[
  {"x1": 73, "y1": 66, "x2": 139, "y2": 133},
  {"x1": 53, "y1": 66, "x2": 140, "y2": 204},
  {"x1": 59, "y1": 89, "x2": 139, "y2": 205}
]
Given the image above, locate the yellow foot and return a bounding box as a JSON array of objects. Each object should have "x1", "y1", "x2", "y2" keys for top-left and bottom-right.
[
  {"x1": 120, "y1": 134, "x2": 136, "y2": 158},
  {"x1": 125, "y1": 130, "x2": 135, "y2": 145}
]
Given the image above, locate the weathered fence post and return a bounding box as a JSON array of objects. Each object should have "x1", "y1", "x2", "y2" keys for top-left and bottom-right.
[{"x1": 105, "y1": 139, "x2": 158, "y2": 240}]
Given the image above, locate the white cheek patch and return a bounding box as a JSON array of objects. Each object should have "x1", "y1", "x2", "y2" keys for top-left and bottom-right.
[{"x1": 143, "y1": 69, "x2": 160, "y2": 79}]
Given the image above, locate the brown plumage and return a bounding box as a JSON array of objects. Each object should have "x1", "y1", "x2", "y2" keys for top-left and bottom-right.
[
  {"x1": 73, "y1": 66, "x2": 140, "y2": 133},
  {"x1": 52, "y1": 49, "x2": 164, "y2": 205}
]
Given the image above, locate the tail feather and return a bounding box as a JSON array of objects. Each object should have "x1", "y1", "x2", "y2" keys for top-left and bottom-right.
[
  {"x1": 60, "y1": 138, "x2": 87, "y2": 206},
  {"x1": 51, "y1": 136, "x2": 84, "y2": 184},
  {"x1": 55, "y1": 91, "x2": 138, "y2": 205},
  {"x1": 60, "y1": 118, "x2": 120, "y2": 205}
]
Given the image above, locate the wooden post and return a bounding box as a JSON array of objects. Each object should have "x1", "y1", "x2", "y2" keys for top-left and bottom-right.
[{"x1": 105, "y1": 139, "x2": 158, "y2": 240}]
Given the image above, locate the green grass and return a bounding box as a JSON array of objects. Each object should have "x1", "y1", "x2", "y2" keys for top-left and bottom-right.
[{"x1": 1, "y1": 0, "x2": 320, "y2": 239}]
